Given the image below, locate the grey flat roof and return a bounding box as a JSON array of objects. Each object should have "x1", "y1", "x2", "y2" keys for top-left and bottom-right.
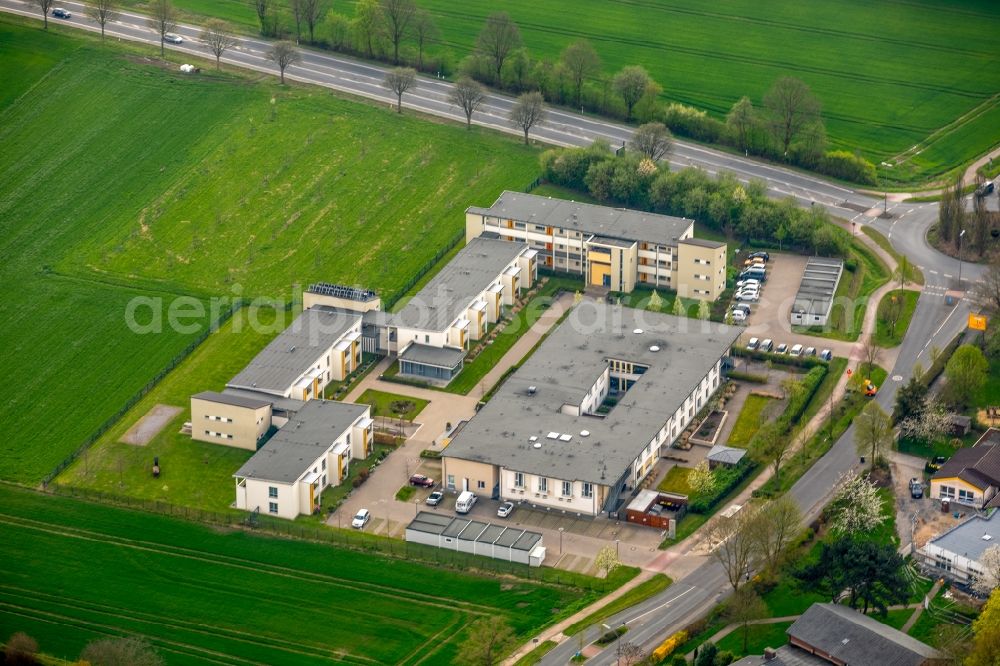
[
  {"x1": 392, "y1": 236, "x2": 527, "y2": 332},
  {"x1": 407, "y1": 512, "x2": 453, "y2": 535},
  {"x1": 708, "y1": 444, "x2": 747, "y2": 465},
  {"x1": 400, "y1": 343, "x2": 466, "y2": 369},
  {"x1": 227, "y1": 306, "x2": 360, "y2": 395},
  {"x1": 476, "y1": 524, "x2": 506, "y2": 543},
  {"x1": 192, "y1": 390, "x2": 271, "y2": 410},
  {"x1": 221, "y1": 388, "x2": 304, "y2": 414},
  {"x1": 444, "y1": 301, "x2": 740, "y2": 485},
  {"x1": 792, "y1": 257, "x2": 844, "y2": 317},
  {"x1": 406, "y1": 513, "x2": 543, "y2": 549},
  {"x1": 468, "y1": 191, "x2": 693, "y2": 248},
  {"x1": 233, "y1": 399, "x2": 368, "y2": 483},
  {"x1": 927, "y1": 508, "x2": 1000, "y2": 562},
  {"x1": 788, "y1": 603, "x2": 939, "y2": 665},
  {"x1": 679, "y1": 237, "x2": 726, "y2": 249}
]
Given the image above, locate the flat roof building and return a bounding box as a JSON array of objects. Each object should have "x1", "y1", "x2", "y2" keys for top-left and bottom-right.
[
  {"x1": 790, "y1": 257, "x2": 844, "y2": 327},
  {"x1": 920, "y1": 508, "x2": 1000, "y2": 587},
  {"x1": 385, "y1": 236, "x2": 537, "y2": 384},
  {"x1": 442, "y1": 300, "x2": 740, "y2": 516},
  {"x1": 234, "y1": 399, "x2": 373, "y2": 520},
  {"x1": 466, "y1": 191, "x2": 727, "y2": 300}
]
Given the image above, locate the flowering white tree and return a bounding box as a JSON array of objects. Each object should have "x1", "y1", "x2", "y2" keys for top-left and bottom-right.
[
  {"x1": 688, "y1": 461, "x2": 716, "y2": 496},
  {"x1": 900, "y1": 400, "x2": 954, "y2": 442},
  {"x1": 829, "y1": 471, "x2": 886, "y2": 536},
  {"x1": 973, "y1": 545, "x2": 1000, "y2": 596},
  {"x1": 595, "y1": 545, "x2": 621, "y2": 577},
  {"x1": 648, "y1": 290, "x2": 663, "y2": 311}
]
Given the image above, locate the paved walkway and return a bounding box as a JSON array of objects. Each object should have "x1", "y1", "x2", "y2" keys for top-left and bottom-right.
[
  {"x1": 901, "y1": 580, "x2": 944, "y2": 633},
  {"x1": 329, "y1": 292, "x2": 573, "y2": 533}
]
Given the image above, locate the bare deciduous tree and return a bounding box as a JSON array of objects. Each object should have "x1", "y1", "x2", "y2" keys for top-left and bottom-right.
[
  {"x1": 475, "y1": 12, "x2": 521, "y2": 84},
  {"x1": 269, "y1": 41, "x2": 300, "y2": 84},
  {"x1": 709, "y1": 505, "x2": 761, "y2": 591},
  {"x1": 749, "y1": 494, "x2": 801, "y2": 565},
  {"x1": 763, "y1": 76, "x2": 822, "y2": 159},
  {"x1": 724, "y1": 589, "x2": 767, "y2": 654},
  {"x1": 412, "y1": 9, "x2": 438, "y2": 71},
  {"x1": 727, "y1": 96, "x2": 756, "y2": 152},
  {"x1": 147, "y1": 0, "x2": 177, "y2": 58},
  {"x1": 448, "y1": 76, "x2": 486, "y2": 129},
  {"x1": 461, "y1": 617, "x2": 516, "y2": 666},
  {"x1": 560, "y1": 39, "x2": 601, "y2": 108},
  {"x1": 855, "y1": 400, "x2": 893, "y2": 464},
  {"x1": 972, "y1": 256, "x2": 1000, "y2": 317},
  {"x1": 508, "y1": 91, "x2": 546, "y2": 145},
  {"x1": 630, "y1": 122, "x2": 672, "y2": 161},
  {"x1": 81, "y1": 637, "x2": 165, "y2": 666},
  {"x1": 353, "y1": 0, "x2": 383, "y2": 58},
  {"x1": 380, "y1": 0, "x2": 416, "y2": 65},
  {"x1": 301, "y1": 0, "x2": 326, "y2": 43},
  {"x1": 881, "y1": 290, "x2": 904, "y2": 339},
  {"x1": 749, "y1": 422, "x2": 791, "y2": 485},
  {"x1": 861, "y1": 337, "x2": 881, "y2": 376},
  {"x1": 35, "y1": 0, "x2": 55, "y2": 30},
  {"x1": 612, "y1": 65, "x2": 652, "y2": 121},
  {"x1": 201, "y1": 20, "x2": 238, "y2": 70},
  {"x1": 253, "y1": 0, "x2": 274, "y2": 36},
  {"x1": 616, "y1": 641, "x2": 645, "y2": 666},
  {"x1": 86, "y1": 0, "x2": 119, "y2": 40},
  {"x1": 382, "y1": 66, "x2": 416, "y2": 112},
  {"x1": 289, "y1": 0, "x2": 304, "y2": 42}
]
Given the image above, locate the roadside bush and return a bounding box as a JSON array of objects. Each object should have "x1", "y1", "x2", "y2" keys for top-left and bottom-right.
[
  {"x1": 730, "y1": 347, "x2": 829, "y2": 369},
  {"x1": 662, "y1": 103, "x2": 725, "y2": 143},
  {"x1": 775, "y1": 365, "x2": 827, "y2": 433},
  {"x1": 689, "y1": 461, "x2": 756, "y2": 513},
  {"x1": 420, "y1": 449, "x2": 441, "y2": 459},
  {"x1": 818, "y1": 150, "x2": 877, "y2": 185},
  {"x1": 726, "y1": 370, "x2": 767, "y2": 384},
  {"x1": 4, "y1": 632, "x2": 39, "y2": 665},
  {"x1": 540, "y1": 141, "x2": 613, "y2": 190}
]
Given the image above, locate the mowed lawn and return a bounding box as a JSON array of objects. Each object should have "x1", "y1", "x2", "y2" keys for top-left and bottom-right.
[
  {"x1": 0, "y1": 484, "x2": 595, "y2": 665},
  {"x1": 0, "y1": 18, "x2": 538, "y2": 484}
]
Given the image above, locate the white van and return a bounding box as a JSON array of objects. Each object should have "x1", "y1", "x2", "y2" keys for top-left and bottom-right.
[{"x1": 455, "y1": 491, "x2": 477, "y2": 514}]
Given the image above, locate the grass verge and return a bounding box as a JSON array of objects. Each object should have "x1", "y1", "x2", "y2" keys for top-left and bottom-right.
[
  {"x1": 861, "y1": 227, "x2": 925, "y2": 285},
  {"x1": 563, "y1": 574, "x2": 673, "y2": 637},
  {"x1": 873, "y1": 289, "x2": 920, "y2": 347},
  {"x1": 356, "y1": 390, "x2": 429, "y2": 420},
  {"x1": 727, "y1": 394, "x2": 776, "y2": 447}
]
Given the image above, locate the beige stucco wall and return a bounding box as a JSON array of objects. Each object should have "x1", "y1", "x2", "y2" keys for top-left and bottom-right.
[
  {"x1": 191, "y1": 397, "x2": 271, "y2": 451},
  {"x1": 676, "y1": 242, "x2": 727, "y2": 300},
  {"x1": 442, "y1": 457, "x2": 498, "y2": 494},
  {"x1": 302, "y1": 291, "x2": 381, "y2": 313}
]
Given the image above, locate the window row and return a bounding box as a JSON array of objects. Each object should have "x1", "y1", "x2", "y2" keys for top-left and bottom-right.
[{"x1": 512, "y1": 473, "x2": 593, "y2": 498}]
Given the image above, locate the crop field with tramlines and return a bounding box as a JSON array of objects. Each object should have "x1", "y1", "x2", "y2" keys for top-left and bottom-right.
[
  {"x1": 0, "y1": 484, "x2": 595, "y2": 664},
  {"x1": 0, "y1": 17, "x2": 538, "y2": 483}
]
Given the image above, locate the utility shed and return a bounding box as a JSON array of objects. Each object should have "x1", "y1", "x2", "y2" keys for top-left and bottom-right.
[
  {"x1": 790, "y1": 257, "x2": 844, "y2": 327},
  {"x1": 405, "y1": 512, "x2": 546, "y2": 566}
]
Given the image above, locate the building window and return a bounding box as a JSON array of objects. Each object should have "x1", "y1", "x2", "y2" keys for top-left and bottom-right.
[
  {"x1": 959, "y1": 489, "x2": 975, "y2": 503},
  {"x1": 268, "y1": 486, "x2": 278, "y2": 498},
  {"x1": 425, "y1": 335, "x2": 430, "y2": 343},
  {"x1": 322, "y1": 459, "x2": 326, "y2": 471},
  {"x1": 477, "y1": 480, "x2": 486, "y2": 489},
  {"x1": 346, "y1": 433, "x2": 351, "y2": 445},
  {"x1": 268, "y1": 502, "x2": 278, "y2": 514},
  {"x1": 538, "y1": 477, "x2": 548, "y2": 493},
  {"x1": 514, "y1": 472, "x2": 524, "y2": 488},
  {"x1": 562, "y1": 481, "x2": 572, "y2": 497},
  {"x1": 939, "y1": 485, "x2": 955, "y2": 500},
  {"x1": 447, "y1": 474, "x2": 455, "y2": 490}
]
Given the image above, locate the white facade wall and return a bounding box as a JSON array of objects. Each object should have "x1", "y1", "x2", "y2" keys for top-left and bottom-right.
[
  {"x1": 237, "y1": 479, "x2": 298, "y2": 520},
  {"x1": 500, "y1": 469, "x2": 603, "y2": 515},
  {"x1": 279, "y1": 319, "x2": 363, "y2": 399}
]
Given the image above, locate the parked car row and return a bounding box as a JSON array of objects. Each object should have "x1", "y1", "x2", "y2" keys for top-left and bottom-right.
[
  {"x1": 746, "y1": 337, "x2": 833, "y2": 361},
  {"x1": 730, "y1": 252, "x2": 770, "y2": 321}
]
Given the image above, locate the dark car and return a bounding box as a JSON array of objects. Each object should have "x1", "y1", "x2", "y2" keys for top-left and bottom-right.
[
  {"x1": 748, "y1": 251, "x2": 770, "y2": 261},
  {"x1": 409, "y1": 474, "x2": 435, "y2": 488},
  {"x1": 909, "y1": 478, "x2": 924, "y2": 499},
  {"x1": 51, "y1": 8, "x2": 71, "y2": 18},
  {"x1": 974, "y1": 181, "x2": 995, "y2": 198}
]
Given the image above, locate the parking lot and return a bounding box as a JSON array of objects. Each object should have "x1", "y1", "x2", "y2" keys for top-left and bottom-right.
[{"x1": 731, "y1": 252, "x2": 855, "y2": 358}]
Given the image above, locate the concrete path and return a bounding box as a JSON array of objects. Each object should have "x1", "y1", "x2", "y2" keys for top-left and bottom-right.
[{"x1": 901, "y1": 579, "x2": 944, "y2": 633}]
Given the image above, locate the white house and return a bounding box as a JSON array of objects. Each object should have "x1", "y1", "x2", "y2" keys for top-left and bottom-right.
[
  {"x1": 233, "y1": 399, "x2": 372, "y2": 520},
  {"x1": 920, "y1": 508, "x2": 1000, "y2": 588}
]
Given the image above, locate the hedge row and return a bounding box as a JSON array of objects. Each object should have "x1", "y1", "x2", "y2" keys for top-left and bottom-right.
[{"x1": 689, "y1": 461, "x2": 757, "y2": 514}]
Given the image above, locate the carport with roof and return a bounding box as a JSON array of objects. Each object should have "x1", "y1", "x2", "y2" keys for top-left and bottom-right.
[{"x1": 405, "y1": 512, "x2": 546, "y2": 566}]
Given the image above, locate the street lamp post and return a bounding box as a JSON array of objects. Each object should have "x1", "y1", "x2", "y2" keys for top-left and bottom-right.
[
  {"x1": 615, "y1": 538, "x2": 620, "y2": 559},
  {"x1": 558, "y1": 526, "x2": 564, "y2": 555},
  {"x1": 958, "y1": 229, "x2": 967, "y2": 287}
]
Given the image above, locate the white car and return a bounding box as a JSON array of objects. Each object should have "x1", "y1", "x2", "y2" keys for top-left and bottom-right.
[
  {"x1": 760, "y1": 338, "x2": 774, "y2": 352},
  {"x1": 163, "y1": 33, "x2": 184, "y2": 44},
  {"x1": 789, "y1": 344, "x2": 803, "y2": 357},
  {"x1": 731, "y1": 310, "x2": 747, "y2": 323},
  {"x1": 735, "y1": 279, "x2": 760, "y2": 289},
  {"x1": 731, "y1": 303, "x2": 751, "y2": 315},
  {"x1": 746, "y1": 337, "x2": 760, "y2": 350},
  {"x1": 775, "y1": 343, "x2": 788, "y2": 354},
  {"x1": 735, "y1": 291, "x2": 759, "y2": 302},
  {"x1": 351, "y1": 508, "x2": 370, "y2": 529},
  {"x1": 497, "y1": 501, "x2": 514, "y2": 518}
]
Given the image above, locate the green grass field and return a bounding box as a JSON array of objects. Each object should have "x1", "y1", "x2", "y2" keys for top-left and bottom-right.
[
  {"x1": 714, "y1": 621, "x2": 793, "y2": 658},
  {"x1": 356, "y1": 389, "x2": 429, "y2": 420},
  {"x1": 0, "y1": 17, "x2": 539, "y2": 485},
  {"x1": 727, "y1": 394, "x2": 776, "y2": 447},
  {"x1": 874, "y1": 289, "x2": 920, "y2": 348},
  {"x1": 0, "y1": 483, "x2": 597, "y2": 665},
  {"x1": 118, "y1": 0, "x2": 1000, "y2": 184}
]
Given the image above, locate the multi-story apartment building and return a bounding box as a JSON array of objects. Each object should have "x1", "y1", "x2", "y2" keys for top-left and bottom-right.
[
  {"x1": 442, "y1": 301, "x2": 739, "y2": 516},
  {"x1": 466, "y1": 191, "x2": 727, "y2": 300}
]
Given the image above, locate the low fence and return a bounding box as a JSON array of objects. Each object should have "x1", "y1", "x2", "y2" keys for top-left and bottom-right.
[{"x1": 44, "y1": 483, "x2": 617, "y2": 591}]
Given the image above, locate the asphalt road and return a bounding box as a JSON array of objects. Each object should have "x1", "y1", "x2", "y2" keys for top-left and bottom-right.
[
  {"x1": 3, "y1": 0, "x2": 879, "y2": 217},
  {"x1": 6, "y1": 4, "x2": 987, "y2": 663}
]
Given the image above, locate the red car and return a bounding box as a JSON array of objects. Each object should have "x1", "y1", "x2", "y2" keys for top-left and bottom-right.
[{"x1": 409, "y1": 474, "x2": 435, "y2": 488}]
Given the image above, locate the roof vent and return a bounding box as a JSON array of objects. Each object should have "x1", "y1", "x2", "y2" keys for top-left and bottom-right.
[
  {"x1": 580, "y1": 430, "x2": 590, "y2": 437},
  {"x1": 633, "y1": 328, "x2": 643, "y2": 334},
  {"x1": 528, "y1": 386, "x2": 537, "y2": 395},
  {"x1": 529, "y1": 435, "x2": 538, "y2": 442},
  {"x1": 533, "y1": 442, "x2": 542, "y2": 449},
  {"x1": 649, "y1": 345, "x2": 660, "y2": 352},
  {"x1": 289, "y1": 346, "x2": 297, "y2": 352},
  {"x1": 559, "y1": 433, "x2": 572, "y2": 442},
  {"x1": 983, "y1": 534, "x2": 994, "y2": 541},
  {"x1": 547, "y1": 432, "x2": 559, "y2": 440}
]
